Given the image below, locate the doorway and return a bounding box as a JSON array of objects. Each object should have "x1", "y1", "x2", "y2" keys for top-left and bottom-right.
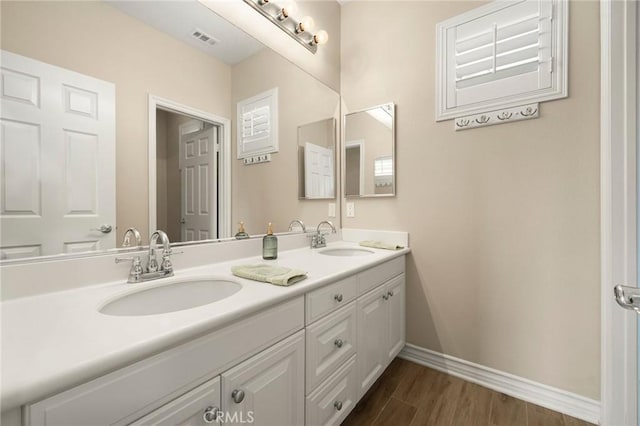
[{"x1": 148, "y1": 95, "x2": 231, "y2": 243}]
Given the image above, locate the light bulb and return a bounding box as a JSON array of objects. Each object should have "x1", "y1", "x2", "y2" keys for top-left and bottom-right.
[
  {"x1": 281, "y1": 0, "x2": 297, "y2": 15},
  {"x1": 296, "y1": 16, "x2": 315, "y2": 33},
  {"x1": 312, "y1": 30, "x2": 329, "y2": 45}
]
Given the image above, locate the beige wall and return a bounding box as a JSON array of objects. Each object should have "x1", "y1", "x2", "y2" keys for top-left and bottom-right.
[
  {"x1": 201, "y1": 0, "x2": 341, "y2": 92},
  {"x1": 1, "y1": 1, "x2": 232, "y2": 243},
  {"x1": 231, "y1": 48, "x2": 340, "y2": 234},
  {"x1": 341, "y1": 1, "x2": 601, "y2": 399}
]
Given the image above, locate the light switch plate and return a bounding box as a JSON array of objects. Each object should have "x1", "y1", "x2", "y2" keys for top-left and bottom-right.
[
  {"x1": 328, "y1": 203, "x2": 336, "y2": 218},
  {"x1": 346, "y1": 202, "x2": 355, "y2": 218}
]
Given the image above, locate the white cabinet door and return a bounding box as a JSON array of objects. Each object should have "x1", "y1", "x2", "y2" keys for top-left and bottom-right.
[
  {"x1": 385, "y1": 275, "x2": 406, "y2": 362},
  {"x1": 356, "y1": 285, "x2": 388, "y2": 397},
  {"x1": 221, "y1": 330, "x2": 305, "y2": 426},
  {"x1": 130, "y1": 377, "x2": 221, "y2": 426}
]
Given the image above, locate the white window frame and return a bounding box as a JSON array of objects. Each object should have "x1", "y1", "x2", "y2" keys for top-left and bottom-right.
[
  {"x1": 236, "y1": 87, "x2": 278, "y2": 159},
  {"x1": 435, "y1": 0, "x2": 568, "y2": 121}
]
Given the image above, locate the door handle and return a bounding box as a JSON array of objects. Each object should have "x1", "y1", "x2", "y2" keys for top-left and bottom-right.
[
  {"x1": 614, "y1": 285, "x2": 640, "y2": 312},
  {"x1": 180, "y1": 218, "x2": 186, "y2": 224},
  {"x1": 90, "y1": 224, "x2": 112, "y2": 234}
]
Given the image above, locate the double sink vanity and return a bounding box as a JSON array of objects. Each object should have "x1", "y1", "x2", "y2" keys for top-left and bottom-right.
[{"x1": 1, "y1": 231, "x2": 409, "y2": 426}]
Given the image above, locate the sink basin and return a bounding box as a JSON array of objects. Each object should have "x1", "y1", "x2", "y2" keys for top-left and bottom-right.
[
  {"x1": 319, "y1": 248, "x2": 375, "y2": 257},
  {"x1": 100, "y1": 278, "x2": 242, "y2": 316}
]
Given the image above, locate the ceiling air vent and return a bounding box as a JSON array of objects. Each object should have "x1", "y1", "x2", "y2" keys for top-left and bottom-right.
[{"x1": 190, "y1": 28, "x2": 219, "y2": 47}]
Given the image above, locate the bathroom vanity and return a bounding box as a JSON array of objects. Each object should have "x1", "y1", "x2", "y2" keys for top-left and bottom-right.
[{"x1": 1, "y1": 235, "x2": 408, "y2": 426}]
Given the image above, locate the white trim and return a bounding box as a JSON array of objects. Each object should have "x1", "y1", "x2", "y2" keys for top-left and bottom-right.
[
  {"x1": 600, "y1": 1, "x2": 638, "y2": 425},
  {"x1": 148, "y1": 95, "x2": 232, "y2": 240},
  {"x1": 399, "y1": 344, "x2": 600, "y2": 424}
]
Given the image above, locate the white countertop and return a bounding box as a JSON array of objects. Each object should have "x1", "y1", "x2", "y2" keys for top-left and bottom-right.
[{"x1": 1, "y1": 242, "x2": 409, "y2": 410}]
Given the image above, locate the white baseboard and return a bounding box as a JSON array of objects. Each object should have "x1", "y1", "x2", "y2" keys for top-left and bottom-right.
[{"x1": 398, "y1": 344, "x2": 600, "y2": 425}]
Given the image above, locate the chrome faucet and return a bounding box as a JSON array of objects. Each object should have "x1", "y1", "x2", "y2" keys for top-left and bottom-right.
[
  {"x1": 121, "y1": 227, "x2": 142, "y2": 248},
  {"x1": 311, "y1": 221, "x2": 336, "y2": 249},
  {"x1": 148, "y1": 230, "x2": 171, "y2": 273},
  {"x1": 288, "y1": 219, "x2": 307, "y2": 233},
  {"x1": 115, "y1": 229, "x2": 177, "y2": 283}
]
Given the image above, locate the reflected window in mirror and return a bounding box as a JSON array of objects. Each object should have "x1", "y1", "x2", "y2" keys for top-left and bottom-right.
[
  {"x1": 297, "y1": 118, "x2": 336, "y2": 200},
  {"x1": 343, "y1": 103, "x2": 395, "y2": 198}
]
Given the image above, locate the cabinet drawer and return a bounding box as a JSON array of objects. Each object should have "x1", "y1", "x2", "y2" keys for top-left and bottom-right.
[
  {"x1": 26, "y1": 297, "x2": 304, "y2": 426},
  {"x1": 358, "y1": 256, "x2": 404, "y2": 295},
  {"x1": 306, "y1": 302, "x2": 357, "y2": 393},
  {"x1": 305, "y1": 275, "x2": 357, "y2": 324},
  {"x1": 305, "y1": 355, "x2": 358, "y2": 426},
  {"x1": 130, "y1": 376, "x2": 221, "y2": 426}
]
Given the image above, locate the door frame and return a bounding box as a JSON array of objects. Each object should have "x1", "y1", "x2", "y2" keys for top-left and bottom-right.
[
  {"x1": 148, "y1": 95, "x2": 232, "y2": 239},
  {"x1": 601, "y1": 1, "x2": 638, "y2": 425}
]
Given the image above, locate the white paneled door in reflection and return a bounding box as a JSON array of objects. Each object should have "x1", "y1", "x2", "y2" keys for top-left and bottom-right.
[
  {"x1": 179, "y1": 126, "x2": 216, "y2": 242},
  {"x1": 0, "y1": 50, "x2": 116, "y2": 259}
]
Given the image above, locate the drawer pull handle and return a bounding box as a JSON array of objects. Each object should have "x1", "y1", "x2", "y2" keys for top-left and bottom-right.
[
  {"x1": 334, "y1": 294, "x2": 343, "y2": 302},
  {"x1": 334, "y1": 338, "x2": 344, "y2": 348},
  {"x1": 334, "y1": 401, "x2": 343, "y2": 411},
  {"x1": 382, "y1": 294, "x2": 389, "y2": 300},
  {"x1": 232, "y1": 389, "x2": 245, "y2": 403},
  {"x1": 203, "y1": 406, "x2": 221, "y2": 423},
  {"x1": 388, "y1": 290, "x2": 394, "y2": 297}
]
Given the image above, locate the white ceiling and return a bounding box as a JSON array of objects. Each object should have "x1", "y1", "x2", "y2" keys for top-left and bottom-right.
[{"x1": 106, "y1": 1, "x2": 264, "y2": 65}]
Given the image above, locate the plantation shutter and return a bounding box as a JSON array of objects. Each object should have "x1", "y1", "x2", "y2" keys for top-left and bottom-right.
[{"x1": 436, "y1": 0, "x2": 566, "y2": 120}]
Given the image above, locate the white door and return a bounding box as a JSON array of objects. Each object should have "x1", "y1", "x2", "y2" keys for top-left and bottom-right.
[
  {"x1": 604, "y1": 1, "x2": 639, "y2": 425},
  {"x1": 131, "y1": 377, "x2": 221, "y2": 426},
  {"x1": 179, "y1": 126, "x2": 216, "y2": 242},
  {"x1": 356, "y1": 285, "x2": 388, "y2": 397},
  {"x1": 0, "y1": 50, "x2": 116, "y2": 259},
  {"x1": 304, "y1": 142, "x2": 334, "y2": 198},
  {"x1": 221, "y1": 331, "x2": 305, "y2": 426}
]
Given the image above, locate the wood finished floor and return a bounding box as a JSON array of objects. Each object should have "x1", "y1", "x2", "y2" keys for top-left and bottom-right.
[{"x1": 342, "y1": 358, "x2": 595, "y2": 426}]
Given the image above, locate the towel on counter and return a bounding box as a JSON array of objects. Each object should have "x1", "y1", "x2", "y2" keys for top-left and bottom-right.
[
  {"x1": 359, "y1": 240, "x2": 404, "y2": 250},
  {"x1": 231, "y1": 264, "x2": 308, "y2": 286}
]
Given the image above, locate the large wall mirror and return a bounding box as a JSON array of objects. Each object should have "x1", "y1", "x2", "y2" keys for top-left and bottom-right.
[
  {"x1": 0, "y1": 0, "x2": 340, "y2": 261},
  {"x1": 344, "y1": 103, "x2": 395, "y2": 198}
]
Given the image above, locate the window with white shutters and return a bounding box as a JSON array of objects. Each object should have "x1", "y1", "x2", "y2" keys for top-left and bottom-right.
[
  {"x1": 236, "y1": 87, "x2": 278, "y2": 158},
  {"x1": 436, "y1": 0, "x2": 567, "y2": 121}
]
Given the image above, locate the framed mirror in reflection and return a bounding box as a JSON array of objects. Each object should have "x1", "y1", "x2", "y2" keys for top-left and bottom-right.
[
  {"x1": 297, "y1": 118, "x2": 336, "y2": 200},
  {"x1": 0, "y1": 0, "x2": 340, "y2": 262},
  {"x1": 344, "y1": 103, "x2": 396, "y2": 198}
]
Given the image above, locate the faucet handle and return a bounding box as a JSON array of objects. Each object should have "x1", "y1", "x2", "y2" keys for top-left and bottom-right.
[
  {"x1": 115, "y1": 256, "x2": 143, "y2": 283},
  {"x1": 160, "y1": 249, "x2": 183, "y2": 273}
]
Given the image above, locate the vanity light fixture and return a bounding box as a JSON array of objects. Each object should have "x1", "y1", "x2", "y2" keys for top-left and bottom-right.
[{"x1": 242, "y1": 0, "x2": 328, "y2": 53}]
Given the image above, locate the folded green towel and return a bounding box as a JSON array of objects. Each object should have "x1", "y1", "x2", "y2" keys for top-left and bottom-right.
[
  {"x1": 359, "y1": 240, "x2": 404, "y2": 250},
  {"x1": 231, "y1": 264, "x2": 308, "y2": 286}
]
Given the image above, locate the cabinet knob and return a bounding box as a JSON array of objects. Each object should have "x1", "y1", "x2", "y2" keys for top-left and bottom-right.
[
  {"x1": 232, "y1": 389, "x2": 245, "y2": 404},
  {"x1": 388, "y1": 290, "x2": 394, "y2": 297},
  {"x1": 334, "y1": 293, "x2": 343, "y2": 302},
  {"x1": 203, "y1": 406, "x2": 221, "y2": 423},
  {"x1": 334, "y1": 338, "x2": 344, "y2": 348},
  {"x1": 334, "y1": 401, "x2": 343, "y2": 411},
  {"x1": 382, "y1": 294, "x2": 389, "y2": 300}
]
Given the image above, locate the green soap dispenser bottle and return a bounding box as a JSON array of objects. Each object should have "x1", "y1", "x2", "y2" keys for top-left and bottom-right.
[
  {"x1": 262, "y1": 222, "x2": 278, "y2": 260},
  {"x1": 235, "y1": 221, "x2": 249, "y2": 240}
]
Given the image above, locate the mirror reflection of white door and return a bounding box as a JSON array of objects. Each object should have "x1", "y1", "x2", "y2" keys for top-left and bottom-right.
[
  {"x1": 179, "y1": 127, "x2": 216, "y2": 241},
  {"x1": 0, "y1": 50, "x2": 115, "y2": 259},
  {"x1": 304, "y1": 142, "x2": 334, "y2": 198}
]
